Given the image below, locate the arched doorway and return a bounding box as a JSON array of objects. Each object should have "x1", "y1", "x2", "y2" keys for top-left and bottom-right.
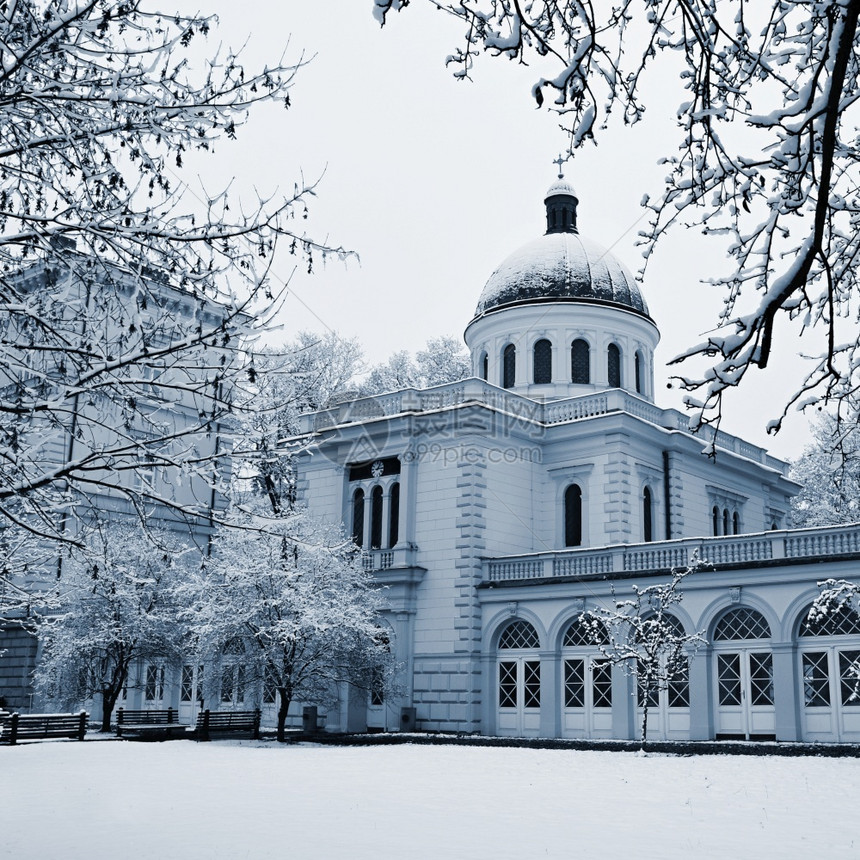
[
  {"x1": 560, "y1": 617, "x2": 612, "y2": 739},
  {"x1": 712, "y1": 607, "x2": 775, "y2": 739},
  {"x1": 496, "y1": 620, "x2": 541, "y2": 737},
  {"x1": 798, "y1": 603, "x2": 860, "y2": 742}
]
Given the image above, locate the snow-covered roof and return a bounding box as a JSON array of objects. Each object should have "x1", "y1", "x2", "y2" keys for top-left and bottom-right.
[
  {"x1": 545, "y1": 178, "x2": 577, "y2": 198},
  {"x1": 473, "y1": 231, "x2": 650, "y2": 319}
]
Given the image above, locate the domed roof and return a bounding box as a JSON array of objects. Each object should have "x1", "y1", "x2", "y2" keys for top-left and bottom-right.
[
  {"x1": 474, "y1": 231, "x2": 650, "y2": 318},
  {"x1": 472, "y1": 178, "x2": 651, "y2": 320}
]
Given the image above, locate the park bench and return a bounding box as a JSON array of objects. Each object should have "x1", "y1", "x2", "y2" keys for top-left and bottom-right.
[
  {"x1": 0, "y1": 711, "x2": 88, "y2": 745},
  {"x1": 115, "y1": 707, "x2": 189, "y2": 740},
  {"x1": 195, "y1": 708, "x2": 261, "y2": 741}
]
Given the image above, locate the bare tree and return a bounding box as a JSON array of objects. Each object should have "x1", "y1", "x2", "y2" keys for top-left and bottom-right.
[
  {"x1": 0, "y1": 2, "x2": 346, "y2": 549},
  {"x1": 582, "y1": 562, "x2": 706, "y2": 747},
  {"x1": 375, "y1": 2, "x2": 860, "y2": 438}
]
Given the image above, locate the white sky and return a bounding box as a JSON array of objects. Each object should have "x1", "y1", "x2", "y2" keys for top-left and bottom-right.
[{"x1": 172, "y1": 1, "x2": 816, "y2": 461}]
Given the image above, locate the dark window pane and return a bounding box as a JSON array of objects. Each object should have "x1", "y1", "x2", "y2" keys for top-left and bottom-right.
[
  {"x1": 370, "y1": 485, "x2": 383, "y2": 549},
  {"x1": 802, "y1": 652, "x2": 830, "y2": 707},
  {"x1": 635, "y1": 352, "x2": 642, "y2": 394},
  {"x1": 592, "y1": 661, "x2": 612, "y2": 708},
  {"x1": 608, "y1": 343, "x2": 621, "y2": 388},
  {"x1": 749, "y1": 653, "x2": 774, "y2": 706},
  {"x1": 503, "y1": 344, "x2": 516, "y2": 389},
  {"x1": 499, "y1": 661, "x2": 517, "y2": 708},
  {"x1": 564, "y1": 484, "x2": 582, "y2": 547},
  {"x1": 643, "y1": 486, "x2": 653, "y2": 543},
  {"x1": 571, "y1": 339, "x2": 590, "y2": 384},
  {"x1": 717, "y1": 653, "x2": 742, "y2": 706},
  {"x1": 523, "y1": 661, "x2": 541, "y2": 708},
  {"x1": 481, "y1": 352, "x2": 488, "y2": 381},
  {"x1": 839, "y1": 650, "x2": 860, "y2": 706},
  {"x1": 564, "y1": 659, "x2": 585, "y2": 707},
  {"x1": 533, "y1": 339, "x2": 552, "y2": 384},
  {"x1": 352, "y1": 489, "x2": 364, "y2": 547},
  {"x1": 388, "y1": 482, "x2": 400, "y2": 548}
]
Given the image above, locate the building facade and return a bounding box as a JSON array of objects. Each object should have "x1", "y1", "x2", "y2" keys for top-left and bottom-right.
[{"x1": 292, "y1": 178, "x2": 860, "y2": 742}]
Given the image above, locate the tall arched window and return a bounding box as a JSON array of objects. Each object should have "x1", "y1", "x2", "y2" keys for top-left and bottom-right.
[
  {"x1": 370, "y1": 485, "x2": 384, "y2": 549},
  {"x1": 352, "y1": 489, "x2": 365, "y2": 548},
  {"x1": 732, "y1": 511, "x2": 740, "y2": 535},
  {"x1": 643, "y1": 486, "x2": 653, "y2": 543},
  {"x1": 723, "y1": 508, "x2": 730, "y2": 536},
  {"x1": 564, "y1": 484, "x2": 583, "y2": 547},
  {"x1": 502, "y1": 344, "x2": 516, "y2": 389},
  {"x1": 712, "y1": 506, "x2": 720, "y2": 536},
  {"x1": 634, "y1": 351, "x2": 643, "y2": 394},
  {"x1": 533, "y1": 339, "x2": 552, "y2": 384},
  {"x1": 607, "y1": 343, "x2": 621, "y2": 388},
  {"x1": 388, "y1": 482, "x2": 400, "y2": 548},
  {"x1": 571, "y1": 339, "x2": 590, "y2": 384},
  {"x1": 480, "y1": 351, "x2": 488, "y2": 381}
]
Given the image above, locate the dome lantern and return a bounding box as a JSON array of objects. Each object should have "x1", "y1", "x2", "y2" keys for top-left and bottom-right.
[{"x1": 544, "y1": 171, "x2": 579, "y2": 235}]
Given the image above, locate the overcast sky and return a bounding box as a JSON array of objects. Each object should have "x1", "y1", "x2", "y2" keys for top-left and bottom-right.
[{"x1": 172, "y1": 1, "x2": 815, "y2": 462}]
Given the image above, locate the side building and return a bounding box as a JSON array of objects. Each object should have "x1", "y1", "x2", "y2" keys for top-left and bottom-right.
[{"x1": 0, "y1": 254, "x2": 234, "y2": 714}]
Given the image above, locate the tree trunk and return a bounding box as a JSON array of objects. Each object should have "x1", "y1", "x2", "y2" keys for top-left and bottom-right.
[
  {"x1": 101, "y1": 685, "x2": 121, "y2": 733},
  {"x1": 640, "y1": 698, "x2": 649, "y2": 752},
  {"x1": 276, "y1": 689, "x2": 292, "y2": 743}
]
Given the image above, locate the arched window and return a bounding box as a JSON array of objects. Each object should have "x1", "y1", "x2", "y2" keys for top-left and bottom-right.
[
  {"x1": 563, "y1": 617, "x2": 609, "y2": 647},
  {"x1": 571, "y1": 339, "x2": 590, "y2": 384},
  {"x1": 388, "y1": 482, "x2": 400, "y2": 548},
  {"x1": 714, "y1": 608, "x2": 771, "y2": 641},
  {"x1": 723, "y1": 508, "x2": 730, "y2": 536},
  {"x1": 607, "y1": 343, "x2": 621, "y2": 388},
  {"x1": 352, "y1": 488, "x2": 365, "y2": 548},
  {"x1": 643, "y1": 486, "x2": 653, "y2": 543},
  {"x1": 634, "y1": 351, "x2": 643, "y2": 394},
  {"x1": 480, "y1": 351, "x2": 488, "y2": 381},
  {"x1": 370, "y1": 485, "x2": 384, "y2": 549},
  {"x1": 498, "y1": 620, "x2": 541, "y2": 650},
  {"x1": 712, "y1": 506, "x2": 720, "y2": 536},
  {"x1": 502, "y1": 343, "x2": 516, "y2": 389},
  {"x1": 564, "y1": 484, "x2": 582, "y2": 547},
  {"x1": 533, "y1": 339, "x2": 552, "y2": 384},
  {"x1": 732, "y1": 511, "x2": 740, "y2": 535}
]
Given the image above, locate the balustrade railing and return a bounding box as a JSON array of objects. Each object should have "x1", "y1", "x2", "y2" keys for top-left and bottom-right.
[
  {"x1": 483, "y1": 524, "x2": 860, "y2": 584},
  {"x1": 298, "y1": 379, "x2": 779, "y2": 469}
]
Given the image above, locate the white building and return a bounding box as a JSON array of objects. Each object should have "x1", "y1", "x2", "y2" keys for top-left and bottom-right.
[{"x1": 293, "y1": 178, "x2": 860, "y2": 743}]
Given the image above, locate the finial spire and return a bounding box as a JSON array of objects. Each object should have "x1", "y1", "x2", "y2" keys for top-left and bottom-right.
[{"x1": 553, "y1": 154, "x2": 566, "y2": 179}]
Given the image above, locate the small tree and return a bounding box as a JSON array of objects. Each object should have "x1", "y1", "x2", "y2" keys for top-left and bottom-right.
[
  {"x1": 789, "y1": 414, "x2": 860, "y2": 527},
  {"x1": 582, "y1": 562, "x2": 706, "y2": 748},
  {"x1": 183, "y1": 509, "x2": 389, "y2": 742},
  {"x1": 33, "y1": 522, "x2": 191, "y2": 731}
]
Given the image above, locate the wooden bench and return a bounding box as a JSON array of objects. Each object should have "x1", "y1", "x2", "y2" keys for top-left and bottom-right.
[
  {"x1": 0, "y1": 711, "x2": 88, "y2": 745},
  {"x1": 195, "y1": 708, "x2": 261, "y2": 741},
  {"x1": 115, "y1": 707, "x2": 189, "y2": 740}
]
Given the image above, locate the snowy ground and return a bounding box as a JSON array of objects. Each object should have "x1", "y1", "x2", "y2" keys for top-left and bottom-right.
[{"x1": 4, "y1": 740, "x2": 858, "y2": 859}]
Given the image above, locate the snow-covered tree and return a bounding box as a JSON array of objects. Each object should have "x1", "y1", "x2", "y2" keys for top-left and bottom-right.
[
  {"x1": 361, "y1": 334, "x2": 470, "y2": 394},
  {"x1": 375, "y1": 2, "x2": 860, "y2": 437},
  {"x1": 182, "y1": 510, "x2": 390, "y2": 742},
  {"x1": 789, "y1": 413, "x2": 860, "y2": 527},
  {"x1": 0, "y1": 2, "x2": 346, "y2": 548},
  {"x1": 238, "y1": 332, "x2": 364, "y2": 515},
  {"x1": 808, "y1": 577, "x2": 860, "y2": 704},
  {"x1": 33, "y1": 522, "x2": 192, "y2": 731},
  {"x1": 582, "y1": 562, "x2": 706, "y2": 747}
]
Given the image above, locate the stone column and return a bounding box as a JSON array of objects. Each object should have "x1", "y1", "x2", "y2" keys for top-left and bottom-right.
[
  {"x1": 772, "y1": 641, "x2": 799, "y2": 741},
  {"x1": 539, "y1": 649, "x2": 559, "y2": 738},
  {"x1": 688, "y1": 644, "x2": 712, "y2": 740}
]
